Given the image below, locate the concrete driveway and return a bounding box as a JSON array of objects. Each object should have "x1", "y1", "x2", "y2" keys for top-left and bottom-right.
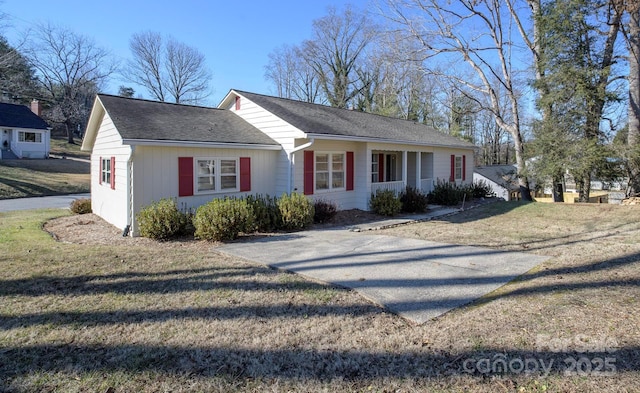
[
  {"x1": 0, "y1": 193, "x2": 90, "y2": 212},
  {"x1": 218, "y1": 227, "x2": 549, "y2": 324}
]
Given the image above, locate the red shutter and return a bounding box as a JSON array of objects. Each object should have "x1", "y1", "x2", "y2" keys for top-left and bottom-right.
[
  {"x1": 346, "y1": 151, "x2": 354, "y2": 191},
  {"x1": 378, "y1": 153, "x2": 384, "y2": 182},
  {"x1": 462, "y1": 155, "x2": 466, "y2": 181},
  {"x1": 450, "y1": 155, "x2": 455, "y2": 182},
  {"x1": 178, "y1": 157, "x2": 194, "y2": 197},
  {"x1": 235, "y1": 96, "x2": 241, "y2": 110},
  {"x1": 304, "y1": 150, "x2": 314, "y2": 195},
  {"x1": 98, "y1": 156, "x2": 102, "y2": 185},
  {"x1": 110, "y1": 157, "x2": 116, "y2": 190},
  {"x1": 240, "y1": 157, "x2": 251, "y2": 192}
]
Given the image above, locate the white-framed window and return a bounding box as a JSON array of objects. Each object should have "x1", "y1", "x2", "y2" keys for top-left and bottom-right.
[
  {"x1": 371, "y1": 154, "x2": 379, "y2": 183},
  {"x1": 195, "y1": 158, "x2": 238, "y2": 193},
  {"x1": 455, "y1": 156, "x2": 463, "y2": 180},
  {"x1": 101, "y1": 157, "x2": 111, "y2": 185},
  {"x1": 18, "y1": 131, "x2": 42, "y2": 143},
  {"x1": 315, "y1": 152, "x2": 345, "y2": 191}
]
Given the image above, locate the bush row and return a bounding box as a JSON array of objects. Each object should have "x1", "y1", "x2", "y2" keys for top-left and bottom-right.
[
  {"x1": 428, "y1": 179, "x2": 495, "y2": 206},
  {"x1": 369, "y1": 186, "x2": 429, "y2": 216},
  {"x1": 137, "y1": 193, "x2": 331, "y2": 241},
  {"x1": 369, "y1": 181, "x2": 495, "y2": 215}
]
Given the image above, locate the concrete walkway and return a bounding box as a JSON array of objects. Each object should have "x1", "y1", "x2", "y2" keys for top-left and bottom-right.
[
  {"x1": 219, "y1": 209, "x2": 549, "y2": 324},
  {"x1": 0, "y1": 193, "x2": 90, "y2": 212}
]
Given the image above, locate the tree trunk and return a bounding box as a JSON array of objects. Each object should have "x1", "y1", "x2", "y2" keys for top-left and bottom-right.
[
  {"x1": 552, "y1": 174, "x2": 564, "y2": 202},
  {"x1": 628, "y1": 6, "x2": 640, "y2": 196},
  {"x1": 513, "y1": 131, "x2": 533, "y2": 201},
  {"x1": 65, "y1": 121, "x2": 75, "y2": 144},
  {"x1": 577, "y1": 170, "x2": 592, "y2": 203}
]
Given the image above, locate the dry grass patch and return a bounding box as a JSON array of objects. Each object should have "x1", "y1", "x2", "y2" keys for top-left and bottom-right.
[{"x1": 1, "y1": 203, "x2": 639, "y2": 392}]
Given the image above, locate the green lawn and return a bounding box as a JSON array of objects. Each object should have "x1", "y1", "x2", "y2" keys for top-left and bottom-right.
[{"x1": 1, "y1": 203, "x2": 639, "y2": 392}]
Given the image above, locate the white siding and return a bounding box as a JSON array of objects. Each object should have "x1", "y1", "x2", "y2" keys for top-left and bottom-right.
[
  {"x1": 10, "y1": 128, "x2": 50, "y2": 159},
  {"x1": 229, "y1": 96, "x2": 306, "y2": 195},
  {"x1": 292, "y1": 139, "x2": 368, "y2": 210},
  {"x1": 473, "y1": 173, "x2": 510, "y2": 200},
  {"x1": 90, "y1": 112, "x2": 132, "y2": 230},
  {"x1": 130, "y1": 145, "x2": 279, "y2": 234}
]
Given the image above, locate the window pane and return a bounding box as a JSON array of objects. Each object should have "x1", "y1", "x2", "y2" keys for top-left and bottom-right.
[
  {"x1": 316, "y1": 154, "x2": 328, "y2": 171},
  {"x1": 197, "y1": 160, "x2": 214, "y2": 176},
  {"x1": 35, "y1": 133, "x2": 42, "y2": 143},
  {"x1": 332, "y1": 154, "x2": 344, "y2": 171},
  {"x1": 332, "y1": 172, "x2": 344, "y2": 188},
  {"x1": 221, "y1": 160, "x2": 236, "y2": 174},
  {"x1": 316, "y1": 172, "x2": 329, "y2": 190},
  {"x1": 221, "y1": 175, "x2": 237, "y2": 189},
  {"x1": 197, "y1": 176, "x2": 215, "y2": 191},
  {"x1": 455, "y1": 156, "x2": 462, "y2": 179}
]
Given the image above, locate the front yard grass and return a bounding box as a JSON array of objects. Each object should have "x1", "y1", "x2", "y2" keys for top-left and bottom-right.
[
  {"x1": 0, "y1": 158, "x2": 89, "y2": 199},
  {"x1": 1, "y1": 202, "x2": 639, "y2": 392}
]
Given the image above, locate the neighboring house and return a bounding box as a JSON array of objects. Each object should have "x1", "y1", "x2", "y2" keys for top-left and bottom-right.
[
  {"x1": 82, "y1": 90, "x2": 476, "y2": 235},
  {"x1": 473, "y1": 165, "x2": 521, "y2": 201},
  {"x1": 0, "y1": 100, "x2": 50, "y2": 159}
]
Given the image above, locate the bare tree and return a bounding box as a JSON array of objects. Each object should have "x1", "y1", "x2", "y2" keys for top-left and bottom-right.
[
  {"x1": 125, "y1": 31, "x2": 165, "y2": 101},
  {"x1": 124, "y1": 31, "x2": 211, "y2": 104},
  {"x1": 626, "y1": 2, "x2": 640, "y2": 195},
  {"x1": 26, "y1": 23, "x2": 116, "y2": 143},
  {"x1": 302, "y1": 6, "x2": 376, "y2": 109},
  {"x1": 386, "y1": 0, "x2": 533, "y2": 200},
  {"x1": 265, "y1": 44, "x2": 321, "y2": 103}
]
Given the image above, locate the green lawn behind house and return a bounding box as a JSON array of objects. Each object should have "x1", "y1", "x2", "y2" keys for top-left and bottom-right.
[{"x1": 0, "y1": 158, "x2": 89, "y2": 199}]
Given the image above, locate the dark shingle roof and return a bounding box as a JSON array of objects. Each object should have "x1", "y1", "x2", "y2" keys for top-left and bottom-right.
[
  {"x1": 0, "y1": 102, "x2": 49, "y2": 130},
  {"x1": 98, "y1": 94, "x2": 278, "y2": 146},
  {"x1": 234, "y1": 90, "x2": 475, "y2": 148},
  {"x1": 475, "y1": 165, "x2": 519, "y2": 190}
]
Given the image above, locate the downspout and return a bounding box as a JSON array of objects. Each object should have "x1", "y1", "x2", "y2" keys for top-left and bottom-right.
[
  {"x1": 124, "y1": 145, "x2": 135, "y2": 237},
  {"x1": 287, "y1": 138, "x2": 314, "y2": 193}
]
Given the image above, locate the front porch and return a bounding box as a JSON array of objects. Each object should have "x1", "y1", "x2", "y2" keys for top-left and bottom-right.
[{"x1": 370, "y1": 150, "x2": 434, "y2": 195}]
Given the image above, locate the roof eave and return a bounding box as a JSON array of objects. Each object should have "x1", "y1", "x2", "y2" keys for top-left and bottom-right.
[
  {"x1": 121, "y1": 138, "x2": 282, "y2": 150},
  {"x1": 218, "y1": 89, "x2": 239, "y2": 109},
  {"x1": 81, "y1": 96, "x2": 104, "y2": 151},
  {"x1": 303, "y1": 133, "x2": 476, "y2": 150}
]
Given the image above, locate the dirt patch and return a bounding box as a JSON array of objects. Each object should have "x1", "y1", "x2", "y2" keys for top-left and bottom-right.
[{"x1": 43, "y1": 213, "x2": 211, "y2": 251}]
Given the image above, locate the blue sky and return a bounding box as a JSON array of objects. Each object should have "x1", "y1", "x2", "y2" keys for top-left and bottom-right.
[{"x1": 3, "y1": 0, "x2": 371, "y2": 105}]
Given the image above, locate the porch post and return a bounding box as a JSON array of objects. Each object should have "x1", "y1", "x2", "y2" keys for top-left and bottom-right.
[
  {"x1": 416, "y1": 152, "x2": 421, "y2": 191},
  {"x1": 402, "y1": 150, "x2": 408, "y2": 187}
]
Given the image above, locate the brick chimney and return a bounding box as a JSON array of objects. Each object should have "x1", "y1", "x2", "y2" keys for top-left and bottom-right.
[{"x1": 30, "y1": 100, "x2": 42, "y2": 116}]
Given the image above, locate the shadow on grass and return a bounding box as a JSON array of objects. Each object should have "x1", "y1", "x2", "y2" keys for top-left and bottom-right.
[
  {"x1": 1, "y1": 251, "x2": 639, "y2": 385},
  {"x1": 0, "y1": 158, "x2": 89, "y2": 175},
  {"x1": 0, "y1": 343, "x2": 636, "y2": 382}
]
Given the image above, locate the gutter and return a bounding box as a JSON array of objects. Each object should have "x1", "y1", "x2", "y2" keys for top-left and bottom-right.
[
  {"x1": 287, "y1": 138, "x2": 314, "y2": 193},
  {"x1": 121, "y1": 138, "x2": 281, "y2": 151},
  {"x1": 304, "y1": 133, "x2": 475, "y2": 150}
]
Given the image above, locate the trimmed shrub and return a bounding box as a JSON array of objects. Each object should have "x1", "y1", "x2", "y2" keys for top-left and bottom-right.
[
  {"x1": 70, "y1": 198, "x2": 91, "y2": 214},
  {"x1": 429, "y1": 180, "x2": 464, "y2": 206},
  {"x1": 193, "y1": 197, "x2": 254, "y2": 241},
  {"x1": 246, "y1": 194, "x2": 281, "y2": 232},
  {"x1": 469, "y1": 180, "x2": 496, "y2": 199},
  {"x1": 399, "y1": 186, "x2": 429, "y2": 213},
  {"x1": 277, "y1": 192, "x2": 314, "y2": 230},
  {"x1": 369, "y1": 189, "x2": 402, "y2": 216},
  {"x1": 137, "y1": 199, "x2": 185, "y2": 240},
  {"x1": 313, "y1": 200, "x2": 338, "y2": 223}
]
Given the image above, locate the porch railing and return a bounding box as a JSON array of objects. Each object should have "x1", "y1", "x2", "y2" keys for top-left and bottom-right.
[
  {"x1": 371, "y1": 181, "x2": 405, "y2": 195},
  {"x1": 420, "y1": 178, "x2": 434, "y2": 194}
]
